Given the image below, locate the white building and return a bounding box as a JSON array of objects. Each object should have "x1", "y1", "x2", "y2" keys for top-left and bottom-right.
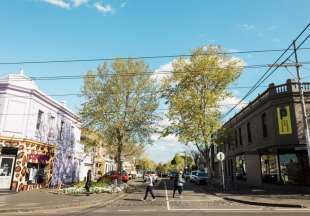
[{"x1": 0, "y1": 71, "x2": 83, "y2": 191}]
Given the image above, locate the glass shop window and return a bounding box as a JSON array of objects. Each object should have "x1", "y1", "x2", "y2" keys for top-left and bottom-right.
[
  {"x1": 261, "y1": 154, "x2": 279, "y2": 184},
  {"x1": 279, "y1": 153, "x2": 304, "y2": 185},
  {"x1": 235, "y1": 155, "x2": 246, "y2": 180}
]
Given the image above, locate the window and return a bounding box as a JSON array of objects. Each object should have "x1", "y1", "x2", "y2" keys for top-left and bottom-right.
[
  {"x1": 36, "y1": 110, "x2": 43, "y2": 130},
  {"x1": 59, "y1": 120, "x2": 65, "y2": 140},
  {"x1": 261, "y1": 154, "x2": 279, "y2": 184},
  {"x1": 47, "y1": 116, "x2": 55, "y2": 138},
  {"x1": 261, "y1": 113, "x2": 268, "y2": 137},
  {"x1": 247, "y1": 122, "x2": 252, "y2": 143},
  {"x1": 279, "y1": 153, "x2": 306, "y2": 185},
  {"x1": 235, "y1": 155, "x2": 246, "y2": 180},
  {"x1": 234, "y1": 129, "x2": 238, "y2": 147},
  {"x1": 238, "y1": 127, "x2": 243, "y2": 146}
]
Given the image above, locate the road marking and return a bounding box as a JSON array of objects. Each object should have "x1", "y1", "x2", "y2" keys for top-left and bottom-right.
[
  {"x1": 169, "y1": 199, "x2": 221, "y2": 202},
  {"x1": 143, "y1": 209, "x2": 156, "y2": 212},
  {"x1": 164, "y1": 181, "x2": 170, "y2": 210},
  {"x1": 169, "y1": 208, "x2": 310, "y2": 212},
  {"x1": 118, "y1": 209, "x2": 131, "y2": 212},
  {"x1": 170, "y1": 208, "x2": 263, "y2": 211}
]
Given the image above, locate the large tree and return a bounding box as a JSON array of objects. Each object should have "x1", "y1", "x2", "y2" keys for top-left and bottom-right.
[
  {"x1": 80, "y1": 59, "x2": 160, "y2": 172},
  {"x1": 162, "y1": 46, "x2": 244, "y2": 173},
  {"x1": 171, "y1": 153, "x2": 185, "y2": 171}
]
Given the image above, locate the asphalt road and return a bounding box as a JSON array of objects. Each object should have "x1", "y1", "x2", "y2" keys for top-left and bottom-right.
[{"x1": 3, "y1": 179, "x2": 310, "y2": 216}]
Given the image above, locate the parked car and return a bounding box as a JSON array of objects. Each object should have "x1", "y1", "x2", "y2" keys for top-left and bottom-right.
[
  {"x1": 136, "y1": 172, "x2": 143, "y2": 178},
  {"x1": 128, "y1": 170, "x2": 137, "y2": 180},
  {"x1": 192, "y1": 171, "x2": 208, "y2": 184},
  {"x1": 189, "y1": 170, "x2": 198, "y2": 182},
  {"x1": 98, "y1": 171, "x2": 129, "y2": 183}
]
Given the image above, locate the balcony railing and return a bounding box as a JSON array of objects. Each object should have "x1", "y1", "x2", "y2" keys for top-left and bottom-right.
[{"x1": 224, "y1": 79, "x2": 310, "y2": 126}]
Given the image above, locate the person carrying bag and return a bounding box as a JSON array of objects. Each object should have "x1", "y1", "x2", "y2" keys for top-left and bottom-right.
[{"x1": 173, "y1": 171, "x2": 185, "y2": 198}]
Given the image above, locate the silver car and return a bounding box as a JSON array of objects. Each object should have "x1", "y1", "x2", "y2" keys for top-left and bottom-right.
[
  {"x1": 192, "y1": 171, "x2": 208, "y2": 184},
  {"x1": 189, "y1": 171, "x2": 198, "y2": 182}
]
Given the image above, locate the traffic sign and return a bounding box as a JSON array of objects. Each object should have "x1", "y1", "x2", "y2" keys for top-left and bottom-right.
[{"x1": 216, "y1": 152, "x2": 225, "y2": 161}]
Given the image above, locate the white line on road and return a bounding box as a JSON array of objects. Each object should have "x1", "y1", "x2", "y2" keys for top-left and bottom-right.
[
  {"x1": 118, "y1": 210, "x2": 131, "y2": 212},
  {"x1": 143, "y1": 209, "x2": 156, "y2": 212},
  {"x1": 170, "y1": 208, "x2": 263, "y2": 211},
  {"x1": 169, "y1": 208, "x2": 310, "y2": 212},
  {"x1": 164, "y1": 181, "x2": 170, "y2": 210}
]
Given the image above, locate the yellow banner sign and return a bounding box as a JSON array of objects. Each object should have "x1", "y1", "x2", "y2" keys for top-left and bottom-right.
[{"x1": 276, "y1": 105, "x2": 292, "y2": 135}]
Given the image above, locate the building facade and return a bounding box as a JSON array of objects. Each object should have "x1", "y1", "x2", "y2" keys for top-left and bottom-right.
[
  {"x1": 219, "y1": 80, "x2": 310, "y2": 188},
  {"x1": 0, "y1": 72, "x2": 82, "y2": 191}
]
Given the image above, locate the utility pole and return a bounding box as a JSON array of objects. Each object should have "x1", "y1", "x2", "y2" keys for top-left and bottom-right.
[{"x1": 293, "y1": 40, "x2": 310, "y2": 168}]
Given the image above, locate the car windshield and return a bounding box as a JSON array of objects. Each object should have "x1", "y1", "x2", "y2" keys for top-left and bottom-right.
[
  {"x1": 198, "y1": 172, "x2": 208, "y2": 177},
  {"x1": 192, "y1": 172, "x2": 197, "y2": 175}
]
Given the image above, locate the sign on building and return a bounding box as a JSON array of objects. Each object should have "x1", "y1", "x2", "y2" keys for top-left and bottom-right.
[{"x1": 276, "y1": 105, "x2": 292, "y2": 135}]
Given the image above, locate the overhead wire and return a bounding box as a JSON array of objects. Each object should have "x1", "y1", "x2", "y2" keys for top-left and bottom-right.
[
  {"x1": 222, "y1": 22, "x2": 310, "y2": 119},
  {"x1": 1, "y1": 60, "x2": 310, "y2": 82},
  {"x1": 0, "y1": 47, "x2": 310, "y2": 65}
]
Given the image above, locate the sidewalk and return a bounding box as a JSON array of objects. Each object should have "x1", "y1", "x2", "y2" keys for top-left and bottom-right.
[
  {"x1": 220, "y1": 193, "x2": 310, "y2": 208},
  {"x1": 0, "y1": 189, "x2": 125, "y2": 213},
  {"x1": 201, "y1": 183, "x2": 310, "y2": 208}
]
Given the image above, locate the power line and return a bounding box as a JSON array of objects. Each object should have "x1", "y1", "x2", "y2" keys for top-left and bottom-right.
[
  {"x1": 0, "y1": 103, "x2": 249, "y2": 116},
  {"x1": 0, "y1": 47, "x2": 310, "y2": 65},
  {"x1": 222, "y1": 22, "x2": 310, "y2": 119},
  {"x1": 1, "y1": 60, "x2": 310, "y2": 82},
  {"x1": 0, "y1": 85, "x2": 269, "y2": 99}
]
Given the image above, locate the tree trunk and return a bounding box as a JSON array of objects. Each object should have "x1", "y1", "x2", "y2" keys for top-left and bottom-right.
[
  {"x1": 116, "y1": 141, "x2": 123, "y2": 173},
  {"x1": 209, "y1": 144, "x2": 215, "y2": 178},
  {"x1": 116, "y1": 129, "x2": 123, "y2": 173}
]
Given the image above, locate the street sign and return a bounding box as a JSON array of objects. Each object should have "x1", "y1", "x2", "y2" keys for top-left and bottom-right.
[{"x1": 216, "y1": 152, "x2": 225, "y2": 161}]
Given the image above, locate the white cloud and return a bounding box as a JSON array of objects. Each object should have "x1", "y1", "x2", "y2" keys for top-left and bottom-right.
[
  {"x1": 147, "y1": 134, "x2": 185, "y2": 163},
  {"x1": 219, "y1": 96, "x2": 248, "y2": 113},
  {"x1": 44, "y1": 0, "x2": 70, "y2": 8},
  {"x1": 71, "y1": 0, "x2": 88, "y2": 7},
  {"x1": 94, "y1": 2, "x2": 113, "y2": 14},
  {"x1": 151, "y1": 61, "x2": 173, "y2": 83}
]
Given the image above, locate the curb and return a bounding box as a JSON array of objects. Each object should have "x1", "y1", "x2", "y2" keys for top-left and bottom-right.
[
  {"x1": 0, "y1": 192, "x2": 127, "y2": 214},
  {"x1": 223, "y1": 197, "x2": 306, "y2": 208}
]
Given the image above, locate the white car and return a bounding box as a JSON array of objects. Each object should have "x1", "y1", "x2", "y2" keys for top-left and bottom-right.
[
  {"x1": 189, "y1": 170, "x2": 198, "y2": 182},
  {"x1": 136, "y1": 172, "x2": 143, "y2": 178}
]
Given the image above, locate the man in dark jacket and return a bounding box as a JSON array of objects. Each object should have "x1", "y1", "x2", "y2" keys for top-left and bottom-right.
[
  {"x1": 85, "y1": 170, "x2": 92, "y2": 196},
  {"x1": 173, "y1": 171, "x2": 185, "y2": 198}
]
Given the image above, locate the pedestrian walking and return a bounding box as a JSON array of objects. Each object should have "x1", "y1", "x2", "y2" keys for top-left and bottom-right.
[
  {"x1": 142, "y1": 174, "x2": 156, "y2": 201},
  {"x1": 173, "y1": 171, "x2": 185, "y2": 198},
  {"x1": 85, "y1": 170, "x2": 92, "y2": 196}
]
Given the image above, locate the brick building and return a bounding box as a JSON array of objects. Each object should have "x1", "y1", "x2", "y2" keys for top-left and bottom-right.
[{"x1": 218, "y1": 79, "x2": 310, "y2": 188}]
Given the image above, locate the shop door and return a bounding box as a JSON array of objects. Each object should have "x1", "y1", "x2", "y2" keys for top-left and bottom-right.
[{"x1": 0, "y1": 156, "x2": 15, "y2": 189}]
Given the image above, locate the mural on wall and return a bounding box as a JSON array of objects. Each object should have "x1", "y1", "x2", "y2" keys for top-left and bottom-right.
[
  {"x1": 32, "y1": 111, "x2": 81, "y2": 186},
  {"x1": 0, "y1": 139, "x2": 55, "y2": 192},
  {"x1": 50, "y1": 116, "x2": 80, "y2": 185}
]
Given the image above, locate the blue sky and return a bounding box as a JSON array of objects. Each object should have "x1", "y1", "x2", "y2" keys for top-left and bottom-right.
[{"x1": 0, "y1": 0, "x2": 310, "y2": 163}]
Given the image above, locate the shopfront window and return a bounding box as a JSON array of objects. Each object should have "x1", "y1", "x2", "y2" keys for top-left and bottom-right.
[
  {"x1": 279, "y1": 153, "x2": 304, "y2": 185},
  {"x1": 261, "y1": 154, "x2": 279, "y2": 184},
  {"x1": 235, "y1": 155, "x2": 246, "y2": 180}
]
